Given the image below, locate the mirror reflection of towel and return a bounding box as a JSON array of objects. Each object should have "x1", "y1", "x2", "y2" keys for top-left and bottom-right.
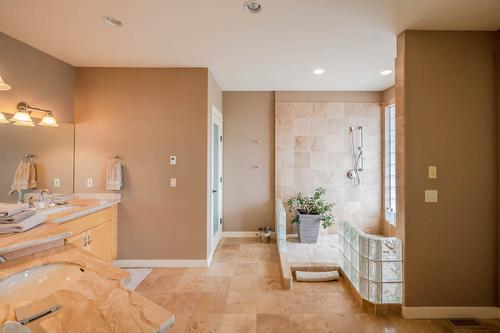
[
  {"x1": 106, "y1": 158, "x2": 123, "y2": 191},
  {"x1": 11, "y1": 161, "x2": 37, "y2": 190}
]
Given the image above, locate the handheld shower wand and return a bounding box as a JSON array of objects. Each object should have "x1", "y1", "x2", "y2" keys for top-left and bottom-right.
[{"x1": 347, "y1": 126, "x2": 364, "y2": 186}]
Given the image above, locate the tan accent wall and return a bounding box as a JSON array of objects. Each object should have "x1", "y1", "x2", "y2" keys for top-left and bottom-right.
[
  {"x1": 403, "y1": 31, "x2": 497, "y2": 307},
  {"x1": 275, "y1": 92, "x2": 384, "y2": 234},
  {"x1": 0, "y1": 32, "x2": 74, "y2": 123},
  {"x1": 74, "y1": 68, "x2": 211, "y2": 260},
  {"x1": 222, "y1": 92, "x2": 275, "y2": 232}
]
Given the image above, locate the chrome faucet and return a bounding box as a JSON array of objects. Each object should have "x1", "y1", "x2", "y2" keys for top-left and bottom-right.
[
  {"x1": 39, "y1": 189, "x2": 52, "y2": 205},
  {"x1": 8, "y1": 189, "x2": 23, "y2": 204}
]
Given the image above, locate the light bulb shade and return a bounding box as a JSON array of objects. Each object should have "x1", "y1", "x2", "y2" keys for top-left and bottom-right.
[
  {"x1": 39, "y1": 113, "x2": 59, "y2": 127},
  {"x1": 0, "y1": 112, "x2": 9, "y2": 124},
  {"x1": 11, "y1": 110, "x2": 33, "y2": 123},
  {"x1": 13, "y1": 120, "x2": 35, "y2": 127},
  {"x1": 0, "y1": 76, "x2": 11, "y2": 91}
]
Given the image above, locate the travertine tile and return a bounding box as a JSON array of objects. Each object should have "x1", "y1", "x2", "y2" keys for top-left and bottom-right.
[
  {"x1": 194, "y1": 292, "x2": 228, "y2": 314},
  {"x1": 235, "y1": 263, "x2": 259, "y2": 276},
  {"x1": 186, "y1": 313, "x2": 222, "y2": 333},
  {"x1": 310, "y1": 136, "x2": 327, "y2": 152},
  {"x1": 220, "y1": 314, "x2": 256, "y2": 333},
  {"x1": 256, "y1": 313, "x2": 291, "y2": 333},
  {"x1": 203, "y1": 276, "x2": 232, "y2": 292},
  {"x1": 294, "y1": 136, "x2": 311, "y2": 152},
  {"x1": 225, "y1": 292, "x2": 257, "y2": 313},
  {"x1": 293, "y1": 152, "x2": 310, "y2": 168},
  {"x1": 175, "y1": 275, "x2": 207, "y2": 293},
  {"x1": 229, "y1": 275, "x2": 258, "y2": 292},
  {"x1": 256, "y1": 291, "x2": 288, "y2": 314}
]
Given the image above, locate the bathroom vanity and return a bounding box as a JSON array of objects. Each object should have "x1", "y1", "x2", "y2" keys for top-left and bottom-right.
[{"x1": 0, "y1": 196, "x2": 175, "y2": 332}]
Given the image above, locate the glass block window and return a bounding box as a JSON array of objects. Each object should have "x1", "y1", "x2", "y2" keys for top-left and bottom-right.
[{"x1": 385, "y1": 104, "x2": 396, "y2": 225}]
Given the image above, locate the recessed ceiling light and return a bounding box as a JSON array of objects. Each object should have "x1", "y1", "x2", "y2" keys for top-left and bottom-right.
[
  {"x1": 103, "y1": 16, "x2": 122, "y2": 27},
  {"x1": 313, "y1": 68, "x2": 325, "y2": 75},
  {"x1": 380, "y1": 70, "x2": 393, "y2": 76},
  {"x1": 244, "y1": 1, "x2": 262, "y2": 14}
]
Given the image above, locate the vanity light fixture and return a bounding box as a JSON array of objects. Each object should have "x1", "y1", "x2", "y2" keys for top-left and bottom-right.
[
  {"x1": 0, "y1": 76, "x2": 11, "y2": 91},
  {"x1": 380, "y1": 69, "x2": 393, "y2": 76},
  {"x1": 11, "y1": 104, "x2": 34, "y2": 126},
  {"x1": 39, "y1": 112, "x2": 59, "y2": 127},
  {"x1": 0, "y1": 113, "x2": 9, "y2": 124},
  {"x1": 11, "y1": 102, "x2": 58, "y2": 127}
]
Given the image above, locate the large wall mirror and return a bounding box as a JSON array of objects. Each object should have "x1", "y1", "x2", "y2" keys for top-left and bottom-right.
[{"x1": 0, "y1": 121, "x2": 74, "y2": 203}]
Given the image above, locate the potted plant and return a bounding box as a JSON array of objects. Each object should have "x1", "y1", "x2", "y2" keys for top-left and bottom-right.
[{"x1": 287, "y1": 187, "x2": 334, "y2": 243}]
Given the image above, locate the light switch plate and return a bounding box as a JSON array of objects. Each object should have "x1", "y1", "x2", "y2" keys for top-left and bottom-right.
[
  {"x1": 170, "y1": 155, "x2": 177, "y2": 165},
  {"x1": 53, "y1": 178, "x2": 60, "y2": 188},
  {"x1": 86, "y1": 178, "x2": 93, "y2": 188},
  {"x1": 170, "y1": 178, "x2": 177, "y2": 187},
  {"x1": 425, "y1": 190, "x2": 438, "y2": 202},
  {"x1": 428, "y1": 166, "x2": 437, "y2": 179}
]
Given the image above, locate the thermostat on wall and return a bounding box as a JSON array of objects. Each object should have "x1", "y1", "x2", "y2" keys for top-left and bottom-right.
[{"x1": 170, "y1": 155, "x2": 176, "y2": 165}]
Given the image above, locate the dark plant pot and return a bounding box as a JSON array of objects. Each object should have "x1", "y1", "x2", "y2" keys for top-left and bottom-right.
[{"x1": 297, "y1": 211, "x2": 321, "y2": 243}]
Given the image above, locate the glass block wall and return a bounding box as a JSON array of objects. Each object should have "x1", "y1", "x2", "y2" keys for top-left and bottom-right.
[{"x1": 338, "y1": 220, "x2": 403, "y2": 304}]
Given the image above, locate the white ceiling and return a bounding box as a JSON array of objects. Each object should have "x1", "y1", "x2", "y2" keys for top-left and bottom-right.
[{"x1": 0, "y1": 0, "x2": 499, "y2": 91}]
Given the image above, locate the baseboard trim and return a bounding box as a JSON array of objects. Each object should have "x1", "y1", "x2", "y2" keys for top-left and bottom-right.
[
  {"x1": 222, "y1": 231, "x2": 259, "y2": 237},
  {"x1": 113, "y1": 259, "x2": 208, "y2": 268},
  {"x1": 402, "y1": 306, "x2": 500, "y2": 319}
]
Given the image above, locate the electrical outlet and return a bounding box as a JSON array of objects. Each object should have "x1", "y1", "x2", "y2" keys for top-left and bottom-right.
[
  {"x1": 428, "y1": 166, "x2": 437, "y2": 179},
  {"x1": 86, "y1": 178, "x2": 94, "y2": 188},
  {"x1": 170, "y1": 178, "x2": 177, "y2": 188},
  {"x1": 425, "y1": 190, "x2": 438, "y2": 203},
  {"x1": 53, "y1": 178, "x2": 60, "y2": 188},
  {"x1": 170, "y1": 155, "x2": 177, "y2": 165}
]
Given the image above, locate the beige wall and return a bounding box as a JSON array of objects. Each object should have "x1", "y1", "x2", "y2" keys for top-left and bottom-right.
[
  {"x1": 0, "y1": 32, "x2": 74, "y2": 123},
  {"x1": 402, "y1": 31, "x2": 497, "y2": 307},
  {"x1": 74, "y1": 68, "x2": 211, "y2": 260},
  {"x1": 222, "y1": 92, "x2": 275, "y2": 232},
  {"x1": 275, "y1": 92, "x2": 383, "y2": 234}
]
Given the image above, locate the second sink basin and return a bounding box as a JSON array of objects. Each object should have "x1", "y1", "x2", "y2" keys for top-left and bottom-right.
[{"x1": 0, "y1": 262, "x2": 85, "y2": 306}]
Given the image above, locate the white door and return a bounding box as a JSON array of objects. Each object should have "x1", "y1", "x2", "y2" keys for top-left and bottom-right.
[{"x1": 210, "y1": 106, "x2": 223, "y2": 256}]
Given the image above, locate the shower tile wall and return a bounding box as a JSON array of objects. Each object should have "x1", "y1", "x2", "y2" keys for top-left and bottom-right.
[{"x1": 275, "y1": 101, "x2": 383, "y2": 234}]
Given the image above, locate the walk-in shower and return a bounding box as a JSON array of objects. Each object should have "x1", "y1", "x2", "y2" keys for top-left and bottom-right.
[{"x1": 347, "y1": 126, "x2": 364, "y2": 186}]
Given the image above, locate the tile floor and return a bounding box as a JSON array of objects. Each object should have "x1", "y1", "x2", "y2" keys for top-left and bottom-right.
[{"x1": 136, "y1": 238, "x2": 500, "y2": 333}]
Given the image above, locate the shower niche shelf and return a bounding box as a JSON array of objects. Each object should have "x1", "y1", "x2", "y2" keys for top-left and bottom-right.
[{"x1": 338, "y1": 220, "x2": 403, "y2": 304}]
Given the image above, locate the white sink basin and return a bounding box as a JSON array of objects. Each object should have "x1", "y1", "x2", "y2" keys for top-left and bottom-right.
[
  {"x1": 36, "y1": 204, "x2": 82, "y2": 216},
  {"x1": 0, "y1": 263, "x2": 85, "y2": 306}
]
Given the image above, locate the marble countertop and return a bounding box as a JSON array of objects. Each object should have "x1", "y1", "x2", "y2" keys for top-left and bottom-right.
[
  {"x1": 0, "y1": 196, "x2": 120, "y2": 255},
  {"x1": 0, "y1": 244, "x2": 175, "y2": 332}
]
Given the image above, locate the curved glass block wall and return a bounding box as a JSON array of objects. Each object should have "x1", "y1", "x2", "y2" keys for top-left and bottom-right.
[{"x1": 338, "y1": 220, "x2": 403, "y2": 304}]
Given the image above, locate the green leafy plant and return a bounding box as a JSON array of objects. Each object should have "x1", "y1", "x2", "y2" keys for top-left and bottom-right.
[{"x1": 287, "y1": 187, "x2": 335, "y2": 229}]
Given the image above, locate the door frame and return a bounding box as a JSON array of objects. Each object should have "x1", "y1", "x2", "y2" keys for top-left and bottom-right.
[{"x1": 209, "y1": 105, "x2": 223, "y2": 261}]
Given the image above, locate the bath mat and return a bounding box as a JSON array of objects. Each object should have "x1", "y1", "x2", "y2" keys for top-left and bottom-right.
[
  {"x1": 122, "y1": 268, "x2": 152, "y2": 290},
  {"x1": 295, "y1": 270, "x2": 339, "y2": 282}
]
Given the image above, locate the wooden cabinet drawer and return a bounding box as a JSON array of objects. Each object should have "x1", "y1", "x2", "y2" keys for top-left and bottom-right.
[{"x1": 63, "y1": 208, "x2": 112, "y2": 236}]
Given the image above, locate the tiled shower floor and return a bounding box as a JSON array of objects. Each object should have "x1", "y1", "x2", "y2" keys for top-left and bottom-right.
[{"x1": 286, "y1": 234, "x2": 341, "y2": 270}]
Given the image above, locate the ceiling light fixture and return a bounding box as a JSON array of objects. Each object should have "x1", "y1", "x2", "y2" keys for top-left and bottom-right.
[
  {"x1": 0, "y1": 76, "x2": 11, "y2": 91},
  {"x1": 244, "y1": 1, "x2": 262, "y2": 14},
  {"x1": 103, "y1": 16, "x2": 123, "y2": 27},
  {"x1": 314, "y1": 68, "x2": 325, "y2": 75},
  {"x1": 380, "y1": 70, "x2": 393, "y2": 76}
]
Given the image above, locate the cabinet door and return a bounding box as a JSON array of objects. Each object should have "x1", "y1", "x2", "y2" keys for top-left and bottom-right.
[
  {"x1": 67, "y1": 231, "x2": 88, "y2": 251},
  {"x1": 87, "y1": 222, "x2": 113, "y2": 262}
]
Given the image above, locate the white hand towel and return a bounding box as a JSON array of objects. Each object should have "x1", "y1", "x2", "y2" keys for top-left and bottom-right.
[
  {"x1": 0, "y1": 203, "x2": 29, "y2": 217},
  {"x1": 0, "y1": 214, "x2": 46, "y2": 234},
  {"x1": 0, "y1": 210, "x2": 35, "y2": 224},
  {"x1": 11, "y1": 161, "x2": 37, "y2": 190},
  {"x1": 106, "y1": 158, "x2": 123, "y2": 191}
]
